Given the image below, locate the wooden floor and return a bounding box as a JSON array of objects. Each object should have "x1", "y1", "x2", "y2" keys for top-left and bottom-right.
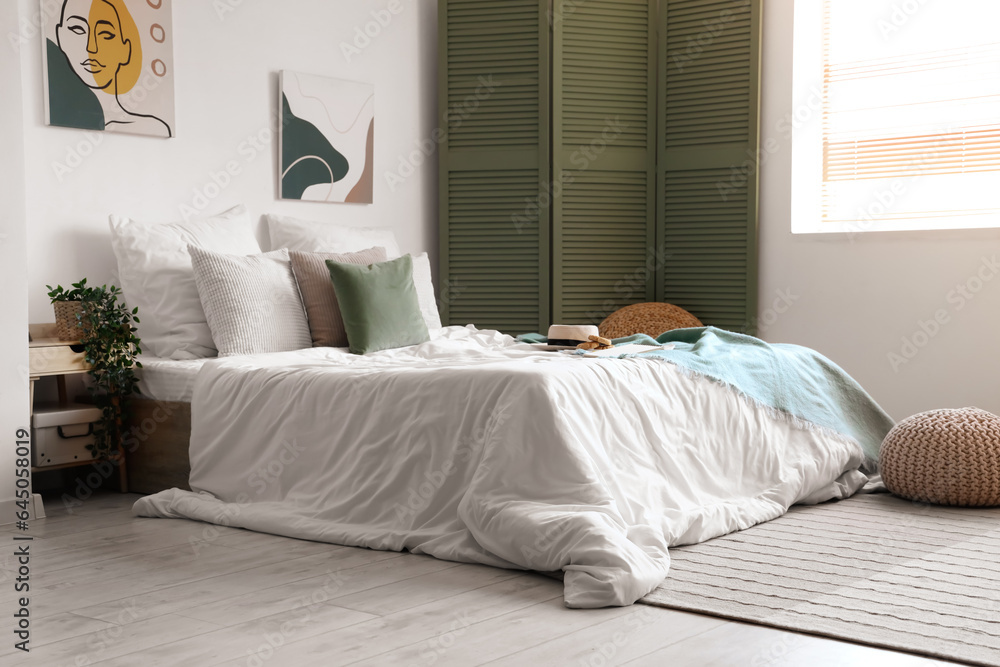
[{"x1": 0, "y1": 493, "x2": 957, "y2": 667}]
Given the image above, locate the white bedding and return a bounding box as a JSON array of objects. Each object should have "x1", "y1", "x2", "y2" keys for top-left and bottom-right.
[
  {"x1": 134, "y1": 326, "x2": 868, "y2": 607},
  {"x1": 134, "y1": 356, "x2": 210, "y2": 402}
]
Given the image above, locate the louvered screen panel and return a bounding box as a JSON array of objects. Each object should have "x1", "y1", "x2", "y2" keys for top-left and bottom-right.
[
  {"x1": 447, "y1": 0, "x2": 540, "y2": 150},
  {"x1": 439, "y1": 0, "x2": 549, "y2": 334},
  {"x1": 658, "y1": 0, "x2": 761, "y2": 333},
  {"x1": 446, "y1": 170, "x2": 543, "y2": 333},
  {"x1": 552, "y1": 0, "x2": 656, "y2": 324},
  {"x1": 662, "y1": 169, "x2": 751, "y2": 329},
  {"x1": 557, "y1": 171, "x2": 651, "y2": 324}
]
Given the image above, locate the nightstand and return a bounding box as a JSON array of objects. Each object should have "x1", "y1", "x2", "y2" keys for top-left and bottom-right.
[{"x1": 28, "y1": 323, "x2": 128, "y2": 492}]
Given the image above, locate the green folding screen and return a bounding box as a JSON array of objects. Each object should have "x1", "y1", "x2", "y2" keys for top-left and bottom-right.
[
  {"x1": 438, "y1": 0, "x2": 550, "y2": 334},
  {"x1": 440, "y1": 0, "x2": 761, "y2": 335},
  {"x1": 657, "y1": 0, "x2": 762, "y2": 334},
  {"x1": 551, "y1": 0, "x2": 658, "y2": 324}
]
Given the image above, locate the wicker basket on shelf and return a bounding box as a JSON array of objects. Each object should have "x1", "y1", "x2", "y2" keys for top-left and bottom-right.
[
  {"x1": 598, "y1": 302, "x2": 703, "y2": 340},
  {"x1": 53, "y1": 301, "x2": 88, "y2": 341}
]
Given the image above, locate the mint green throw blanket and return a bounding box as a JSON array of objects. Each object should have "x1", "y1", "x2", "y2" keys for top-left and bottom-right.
[{"x1": 520, "y1": 327, "x2": 893, "y2": 468}]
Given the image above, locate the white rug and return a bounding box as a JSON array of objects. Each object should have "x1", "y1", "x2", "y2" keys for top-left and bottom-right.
[{"x1": 641, "y1": 494, "x2": 1000, "y2": 666}]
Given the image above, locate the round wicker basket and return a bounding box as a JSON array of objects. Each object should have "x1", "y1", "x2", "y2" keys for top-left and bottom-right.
[
  {"x1": 880, "y1": 407, "x2": 1000, "y2": 507},
  {"x1": 598, "y1": 302, "x2": 703, "y2": 340},
  {"x1": 53, "y1": 301, "x2": 87, "y2": 341}
]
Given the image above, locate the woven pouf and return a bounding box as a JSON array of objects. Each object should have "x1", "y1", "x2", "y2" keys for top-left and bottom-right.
[
  {"x1": 880, "y1": 407, "x2": 1000, "y2": 507},
  {"x1": 599, "y1": 303, "x2": 703, "y2": 340}
]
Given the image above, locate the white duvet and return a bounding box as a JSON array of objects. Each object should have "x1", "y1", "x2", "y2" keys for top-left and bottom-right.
[{"x1": 134, "y1": 326, "x2": 868, "y2": 607}]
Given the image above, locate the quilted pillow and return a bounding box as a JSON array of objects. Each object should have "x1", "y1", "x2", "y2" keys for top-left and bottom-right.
[{"x1": 188, "y1": 246, "x2": 311, "y2": 357}]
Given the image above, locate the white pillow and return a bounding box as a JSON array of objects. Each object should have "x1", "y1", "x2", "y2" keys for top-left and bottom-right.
[
  {"x1": 266, "y1": 213, "x2": 401, "y2": 258},
  {"x1": 410, "y1": 253, "x2": 442, "y2": 331},
  {"x1": 188, "y1": 247, "x2": 311, "y2": 357},
  {"x1": 109, "y1": 205, "x2": 261, "y2": 359}
]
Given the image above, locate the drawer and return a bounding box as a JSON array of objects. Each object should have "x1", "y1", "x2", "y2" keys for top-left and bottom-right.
[{"x1": 29, "y1": 345, "x2": 89, "y2": 376}]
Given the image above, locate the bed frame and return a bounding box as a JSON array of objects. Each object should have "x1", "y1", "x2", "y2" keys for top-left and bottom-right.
[{"x1": 124, "y1": 398, "x2": 192, "y2": 494}]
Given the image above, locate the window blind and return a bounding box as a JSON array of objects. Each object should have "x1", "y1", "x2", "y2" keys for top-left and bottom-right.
[{"x1": 821, "y1": 0, "x2": 1000, "y2": 229}]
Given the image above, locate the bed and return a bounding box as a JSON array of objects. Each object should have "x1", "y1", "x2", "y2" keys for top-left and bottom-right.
[
  {"x1": 111, "y1": 206, "x2": 892, "y2": 608},
  {"x1": 132, "y1": 325, "x2": 888, "y2": 608}
]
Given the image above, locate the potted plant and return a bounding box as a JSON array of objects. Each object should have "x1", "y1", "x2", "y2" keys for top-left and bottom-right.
[{"x1": 46, "y1": 279, "x2": 142, "y2": 460}]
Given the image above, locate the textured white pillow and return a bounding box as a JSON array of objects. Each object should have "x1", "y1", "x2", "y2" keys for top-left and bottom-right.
[
  {"x1": 410, "y1": 253, "x2": 442, "y2": 331},
  {"x1": 109, "y1": 205, "x2": 261, "y2": 359},
  {"x1": 266, "y1": 213, "x2": 401, "y2": 258},
  {"x1": 188, "y1": 247, "x2": 311, "y2": 357}
]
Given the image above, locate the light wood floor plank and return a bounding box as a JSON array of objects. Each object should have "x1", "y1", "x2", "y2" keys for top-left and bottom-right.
[
  {"x1": 209, "y1": 575, "x2": 564, "y2": 666},
  {"x1": 349, "y1": 596, "x2": 638, "y2": 667},
  {"x1": 15, "y1": 493, "x2": 969, "y2": 667},
  {"x1": 22, "y1": 613, "x2": 219, "y2": 667},
  {"x1": 72, "y1": 548, "x2": 402, "y2": 625},
  {"x1": 772, "y1": 633, "x2": 955, "y2": 667},
  {"x1": 176, "y1": 555, "x2": 455, "y2": 626},
  {"x1": 624, "y1": 618, "x2": 953, "y2": 666},
  {"x1": 330, "y1": 561, "x2": 519, "y2": 617},
  {"x1": 481, "y1": 605, "x2": 726, "y2": 667},
  {"x1": 95, "y1": 603, "x2": 375, "y2": 667}
]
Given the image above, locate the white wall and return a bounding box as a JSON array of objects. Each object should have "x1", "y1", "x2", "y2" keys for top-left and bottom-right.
[
  {"x1": 21, "y1": 0, "x2": 439, "y2": 323},
  {"x1": 760, "y1": 0, "x2": 1000, "y2": 420},
  {"x1": 1, "y1": 2, "x2": 30, "y2": 509}
]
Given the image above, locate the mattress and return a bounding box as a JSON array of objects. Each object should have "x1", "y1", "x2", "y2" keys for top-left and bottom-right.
[{"x1": 134, "y1": 356, "x2": 210, "y2": 402}]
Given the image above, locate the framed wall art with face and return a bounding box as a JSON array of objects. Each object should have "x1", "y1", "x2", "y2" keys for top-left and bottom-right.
[{"x1": 42, "y1": 0, "x2": 175, "y2": 138}]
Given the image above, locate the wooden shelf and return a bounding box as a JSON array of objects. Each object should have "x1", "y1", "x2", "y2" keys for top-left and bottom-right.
[{"x1": 28, "y1": 323, "x2": 127, "y2": 492}]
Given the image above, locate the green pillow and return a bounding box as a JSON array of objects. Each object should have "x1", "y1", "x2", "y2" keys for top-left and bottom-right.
[{"x1": 325, "y1": 255, "x2": 430, "y2": 354}]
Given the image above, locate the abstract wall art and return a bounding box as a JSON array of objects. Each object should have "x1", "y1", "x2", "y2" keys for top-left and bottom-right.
[
  {"x1": 279, "y1": 71, "x2": 374, "y2": 204},
  {"x1": 41, "y1": 0, "x2": 175, "y2": 138}
]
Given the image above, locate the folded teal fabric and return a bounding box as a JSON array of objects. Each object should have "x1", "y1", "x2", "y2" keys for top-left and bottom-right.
[{"x1": 518, "y1": 327, "x2": 894, "y2": 467}]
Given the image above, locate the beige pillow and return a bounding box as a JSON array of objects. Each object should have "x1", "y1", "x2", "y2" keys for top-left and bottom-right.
[{"x1": 289, "y1": 247, "x2": 388, "y2": 347}]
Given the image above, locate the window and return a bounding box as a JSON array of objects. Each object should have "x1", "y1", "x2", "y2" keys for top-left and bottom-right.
[{"x1": 791, "y1": 0, "x2": 1000, "y2": 234}]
